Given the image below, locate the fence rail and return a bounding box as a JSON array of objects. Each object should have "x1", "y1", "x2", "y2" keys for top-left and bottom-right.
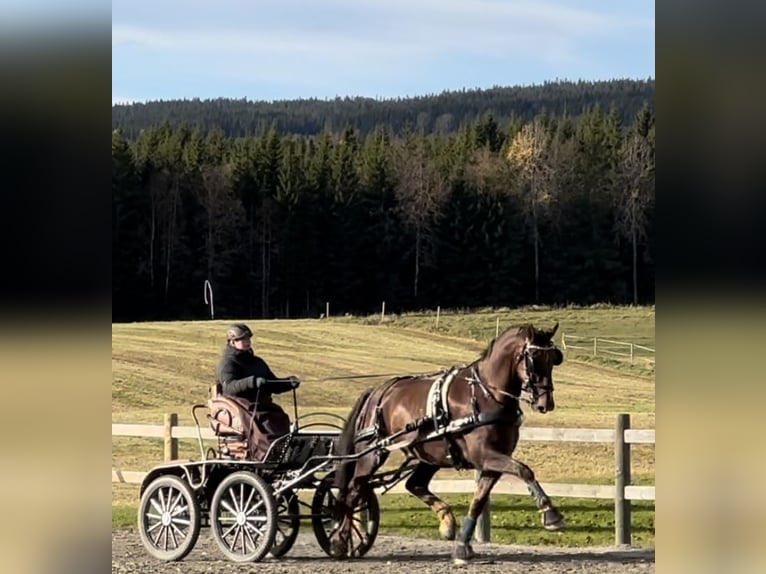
[
  {"x1": 113, "y1": 413, "x2": 654, "y2": 546},
  {"x1": 562, "y1": 334, "x2": 655, "y2": 364}
]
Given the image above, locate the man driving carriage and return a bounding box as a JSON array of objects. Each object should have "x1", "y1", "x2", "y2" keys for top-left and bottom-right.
[{"x1": 215, "y1": 323, "x2": 300, "y2": 460}]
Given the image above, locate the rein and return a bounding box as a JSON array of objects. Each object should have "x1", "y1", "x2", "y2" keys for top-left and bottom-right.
[
  {"x1": 468, "y1": 365, "x2": 531, "y2": 406},
  {"x1": 312, "y1": 370, "x2": 444, "y2": 382}
]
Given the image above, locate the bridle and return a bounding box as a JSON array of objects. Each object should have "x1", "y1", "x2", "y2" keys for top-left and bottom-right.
[
  {"x1": 519, "y1": 342, "x2": 558, "y2": 403},
  {"x1": 470, "y1": 341, "x2": 559, "y2": 407}
]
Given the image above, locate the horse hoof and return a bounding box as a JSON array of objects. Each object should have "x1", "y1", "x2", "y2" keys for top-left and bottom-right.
[
  {"x1": 329, "y1": 539, "x2": 349, "y2": 560},
  {"x1": 542, "y1": 508, "x2": 566, "y2": 531},
  {"x1": 452, "y1": 543, "x2": 475, "y2": 563},
  {"x1": 440, "y1": 521, "x2": 456, "y2": 541}
]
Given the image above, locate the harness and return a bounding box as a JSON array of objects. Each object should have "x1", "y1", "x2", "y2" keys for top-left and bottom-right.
[{"x1": 351, "y1": 340, "x2": 560, "y2": 468}]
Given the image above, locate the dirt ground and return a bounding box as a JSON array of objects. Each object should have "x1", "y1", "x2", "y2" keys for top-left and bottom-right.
[{"x1": 112, "y1": 529, "x2": 655, "y2": 574}]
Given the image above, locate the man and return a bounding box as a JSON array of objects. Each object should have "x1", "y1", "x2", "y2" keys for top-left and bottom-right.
[{"x1": 216, "y1": 323, "x2": 299, "y2": 459}]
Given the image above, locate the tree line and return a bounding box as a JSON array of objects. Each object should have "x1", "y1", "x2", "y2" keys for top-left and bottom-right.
[
  {"x1": 112, "y1": 79, "x2": 654, "y2": 140},
  {"x1": 112, "y1": 102, "x2": 655, "y2": 322}
]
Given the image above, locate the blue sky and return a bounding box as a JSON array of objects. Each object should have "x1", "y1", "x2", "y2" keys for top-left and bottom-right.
[{"x1": 112, "y1": 0, "x2": 654, "y2": 104}]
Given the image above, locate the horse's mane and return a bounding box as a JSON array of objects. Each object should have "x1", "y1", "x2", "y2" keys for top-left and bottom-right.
[{"x1": 477, "y1": 324, "x2": 554, "y2": 361}]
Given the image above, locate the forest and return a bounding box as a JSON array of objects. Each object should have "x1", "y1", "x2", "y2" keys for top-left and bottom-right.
[{"x1": 112, "y1": 79, "x2": 655, "y2": 321}]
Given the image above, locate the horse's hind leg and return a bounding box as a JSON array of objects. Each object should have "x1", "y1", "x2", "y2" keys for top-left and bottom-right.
[
  {"x1": 333, "y1": 450, "x2": 388, "y2": 558},
  {"x1": 405, "y1": 462, "x2": 456, "y2": 540},
  {"x1": 452, "y1": 470, "x2": 500, "y2": 564},
  {"x1": 484, "y1": 454, "x2": 565, "y2": 530}
]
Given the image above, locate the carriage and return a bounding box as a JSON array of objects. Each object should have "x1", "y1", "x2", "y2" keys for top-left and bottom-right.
[
  {"x1": 137, "y1": 323, "x2": 566, "y2": 564},
  {"x1": 136, "y1": 382, "x2": 390, "y2": 562}
]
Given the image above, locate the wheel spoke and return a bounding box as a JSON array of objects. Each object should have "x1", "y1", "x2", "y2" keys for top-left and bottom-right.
[
  {"x1": 237, "y1": 525, "x2": 247, "y2": 553},
  {"x1": 148, "y1": 523, "x2": 163, "y2": 543},
  {"x1": 168, "y1": 525, "x2": 180, "y2": 549},
  {"x1": 243, "y1": 524, "x2": 258, "y2": 550},
  {"x1": 161, "y1": 526, "x2": 169, "y2": 551},
  {"x1": 244, "y1": 485, "x2": 256, "y2": 510},
  {"x1": 146, "y1": 520, "x2": 163, "y2": 534},
  {"x1": 149, "y1": 498, "x2": 164, "y2": 515},
  {"x1": 227, "y1": 487, "x2": 240, "y2": 513},
  {"x1": 171, "y1": 516, "x2": 191, "y2": 526},
  {"x1": 220, "y1": 499, "x2": 238, "y2": 516},
  {"x1": 170, "y1": 522, "x2": 187, "y2": 539},
  {"x1": 170, "y1": 490, "x2": 184, "y2": 512},
  {"x1": 245, "y1": 495, "x2": 265, "y2": 516},
  {"x1": 222, "y1": 521, "x2": 238, "y2": 540}
]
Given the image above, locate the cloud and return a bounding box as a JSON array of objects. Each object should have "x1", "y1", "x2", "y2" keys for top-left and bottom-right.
[
  {"x1": 112, "y1": 0, "x2": 651, "y2": 61},
  {"x1": 112, "y1": 0, "x2": 654, "y2": 99}
]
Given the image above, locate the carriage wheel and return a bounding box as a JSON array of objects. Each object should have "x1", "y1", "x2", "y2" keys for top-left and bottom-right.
[
  {"x1": 269, "y1": 489, "x2": 301, "y2": 557},
  {"x1": 210, "y1": 471, "x2": 277, "y2": 562},
  {"x1": 138, "y1": 474, "x2": 201, "y2": 561},
  {"x1": 311, "y1": 475, "x2": 380, "y2": 558}
]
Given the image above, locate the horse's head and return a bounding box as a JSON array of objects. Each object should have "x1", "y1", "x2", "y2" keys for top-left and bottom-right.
[
  {"x1": 518, "y1": 323, "x2": 563, "y2": 413},
  {"x1": 480, "y1": 322, "x2": 564, "y2": 414}
]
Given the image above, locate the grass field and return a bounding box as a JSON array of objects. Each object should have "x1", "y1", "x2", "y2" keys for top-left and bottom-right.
[{"x1": 112, "y1": 305, "x2": 654, "y2": 546}]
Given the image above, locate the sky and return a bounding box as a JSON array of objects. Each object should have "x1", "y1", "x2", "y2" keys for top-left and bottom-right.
[{"x1": 112, "y1": 0, "x2": 654, "y2": 105}]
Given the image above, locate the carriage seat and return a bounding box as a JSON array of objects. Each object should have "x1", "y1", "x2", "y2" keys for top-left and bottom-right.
[{"x1": 207, "y1": 383, "x2": 256, "y2": 460}]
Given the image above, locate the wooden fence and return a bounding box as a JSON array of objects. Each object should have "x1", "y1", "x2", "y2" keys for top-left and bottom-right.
[
  {"x1": 112, "y1": 413, "x2": 654, "y2": 546},
  {"x1": 561, "y1": 334, "x2": 655, "y2": 365}
]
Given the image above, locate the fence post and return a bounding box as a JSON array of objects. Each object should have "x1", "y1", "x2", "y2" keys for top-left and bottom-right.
[
  {"x1": 474, "y1": 470, "x2": 490, "y2": 543},
  {"x1": 615, "y1": 413, "x2": 632, "y2": 546},
  {"x1": 164, "y1": 413, "x2": 178, "y2": 462},
  {"x1": 381, "y1": 301, "x2": 385, "y2": 322},
  {"x1": 436, "y1": 306, "x2": 441, "y2": 329},
  {"x1": 594, "y1": 337, "x2": 598, "y2": 357},
  {"x1": 630, "y1": 343, "x2": 634, "y2": 363}
]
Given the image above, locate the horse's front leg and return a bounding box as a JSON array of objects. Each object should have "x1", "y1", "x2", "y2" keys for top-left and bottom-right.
[
  {"x1": 484, "y1": 454, "x2": 565, "y2": 530},
  {"x1": 452, "y1": 470, "x2": 500, "y2": 564}
]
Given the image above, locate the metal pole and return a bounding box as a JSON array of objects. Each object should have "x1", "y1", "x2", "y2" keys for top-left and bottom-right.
[
  {"x1": 615, "y1": 413, "x2": 632, "y2": 546},
  {"x1": 436, "y1": 306, "x2": 440, "y2": 329},
  {"x1": 203, "y1": 280, "x2": 214, "y2": 319},
  {"x1": 381, "y1": 301, "x2": 386, "y2": 322}
]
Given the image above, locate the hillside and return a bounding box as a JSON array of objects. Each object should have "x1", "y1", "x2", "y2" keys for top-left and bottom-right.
[{"x1": 112, "y1": 78, "x2": 654, "y2": 139}]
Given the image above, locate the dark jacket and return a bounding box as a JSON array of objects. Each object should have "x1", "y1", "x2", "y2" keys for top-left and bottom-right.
[{"x1": 216, "y1": 345, "x2": 280, "y2": 403}]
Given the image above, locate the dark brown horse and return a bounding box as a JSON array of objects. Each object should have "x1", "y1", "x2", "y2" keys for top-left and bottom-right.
[{"x1": 330, "y1": 323, "x2": 565, "y2": 563}]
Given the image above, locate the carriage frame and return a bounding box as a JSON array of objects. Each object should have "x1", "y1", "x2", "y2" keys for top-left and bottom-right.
[{"x1": 136, "y1": 383, "x2": 422, "y2": 563}]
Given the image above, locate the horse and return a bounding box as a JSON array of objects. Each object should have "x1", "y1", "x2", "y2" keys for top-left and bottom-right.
[{"x1": 330, "y1": 322, "x2": 566, "y2": 563}]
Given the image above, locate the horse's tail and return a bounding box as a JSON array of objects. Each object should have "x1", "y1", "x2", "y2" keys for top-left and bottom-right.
[{"x1": 333, "y1": 388, "x2": 374, "y2": 491}]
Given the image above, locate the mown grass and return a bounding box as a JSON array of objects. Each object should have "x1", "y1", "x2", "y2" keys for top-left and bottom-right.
[
  {"x1": 112, "y1": 306, "x2": 654, "y2": 546},
  {"x1": 112, "y1": 494, "x2": 654, "y2": 547}
]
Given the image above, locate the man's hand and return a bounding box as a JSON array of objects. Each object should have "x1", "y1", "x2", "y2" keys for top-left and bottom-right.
[
  {"x1": 254, "y1": 377, "x2": 266, "y2": 388},
  {"x1": 288, "y1": 376, "x2": 300, "y2": 389}
]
